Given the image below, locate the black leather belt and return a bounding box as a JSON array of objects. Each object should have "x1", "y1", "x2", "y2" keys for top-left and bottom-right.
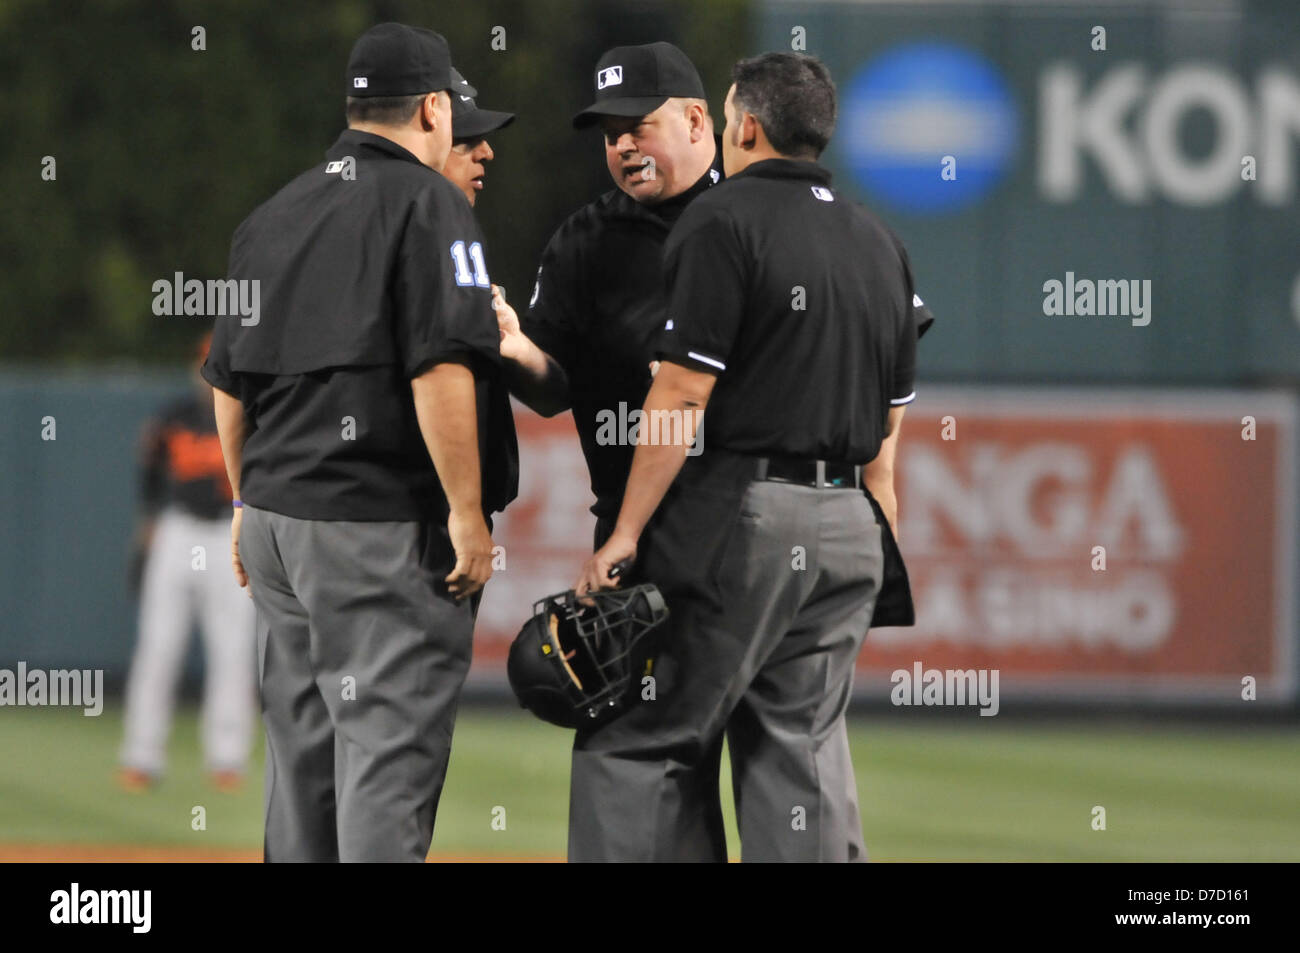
[{"x1": 754, "y1": 456, "x2": 861, "y2": 489}]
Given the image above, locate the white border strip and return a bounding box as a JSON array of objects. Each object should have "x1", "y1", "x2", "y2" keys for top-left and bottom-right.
[{"x1": 687, "y1": 351, "x2": 726, "y2": 371}]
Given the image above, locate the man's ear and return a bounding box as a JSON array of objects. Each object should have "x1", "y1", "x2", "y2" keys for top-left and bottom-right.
[
  {"x1": 420, "y1": 91, "x2": 442, "y2": 130},
  {"x1": 739, "y1": 112, "x2": 759, "y2": 151},
  {"x1": 687, "y1": 101, "x2": 709, "y2": 142}
]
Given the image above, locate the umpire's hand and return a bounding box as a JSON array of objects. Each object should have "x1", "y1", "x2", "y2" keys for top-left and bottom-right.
[
  {"x1": 230, "y1": 505, "x2": 251, "y2": 597},
  {"x1": 575, "y1": 532, "x2": 637, "y2": 597},
  {"x1": 492, "y1": 284, "x2": 526, "y2": 362},
  {"x1": 446, "y1": 508, "x2": 495, "y2": 600}
]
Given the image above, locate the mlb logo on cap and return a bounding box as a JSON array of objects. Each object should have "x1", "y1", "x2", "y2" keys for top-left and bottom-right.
[
  {"x1": 344, "y1": 23, "x2": 466, "y2": 99},
  {"x1": 573, "y1": 42, "x2": 705, "y2": 129},
  {"x1": 810, "y1": 186, "x2": 834, "y2": 202}
]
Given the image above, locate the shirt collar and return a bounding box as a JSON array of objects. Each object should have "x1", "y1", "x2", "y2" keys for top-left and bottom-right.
[
  {"x1": 658, "y1": 135, "x2": 725, "y2": 211},
  {"x1": 328, "y1": 128, "x2": 427, "y2": 167},
  {"x1": 732, "y1": 157, "x2": 832, "y2": 185}
]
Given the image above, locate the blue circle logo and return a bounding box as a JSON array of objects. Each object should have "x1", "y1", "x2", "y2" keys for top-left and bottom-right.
[{"x1": 838, "y1": 42, "x2": 1019, "y2": 214}]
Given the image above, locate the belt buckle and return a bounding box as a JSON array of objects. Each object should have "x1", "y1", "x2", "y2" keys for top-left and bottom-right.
[{"x1": 822, "y1": 462, "x2": 860, "y2": 489}]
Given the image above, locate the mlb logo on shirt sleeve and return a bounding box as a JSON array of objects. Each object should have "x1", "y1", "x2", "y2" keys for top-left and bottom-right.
[
  {"x1": 353, "y1": 77, "x2": 368, "y2": 89},
  {"x1": 810, "y1": 186, "x2": 834, "y2": 202},
  {"x1": 597, "y1": 66, "x2": 623, "y2": 89}
]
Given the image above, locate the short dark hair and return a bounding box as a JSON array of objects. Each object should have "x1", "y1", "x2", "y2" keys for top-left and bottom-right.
[
  {"x1": 345, "y1": 92, "x2": 429, "y2": 126},
  {"x1": 730, "y1": 53, "x2": 836, "y2": 158}
]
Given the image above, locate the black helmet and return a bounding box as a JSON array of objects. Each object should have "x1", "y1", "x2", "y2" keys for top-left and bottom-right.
[{"x1": 507, "y1": 584, "x2": 669, "y2": 729}]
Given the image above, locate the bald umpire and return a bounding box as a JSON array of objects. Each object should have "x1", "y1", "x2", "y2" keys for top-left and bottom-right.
[
  {"x1": 574, "y1": 52, "x2": 929, "y2": 862},
  {"x1": 204, "y1": 23, "x2": 512, "y2": 863}
]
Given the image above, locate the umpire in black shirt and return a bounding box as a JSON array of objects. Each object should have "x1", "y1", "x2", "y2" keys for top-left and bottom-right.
[
  {"x1": 495, "y1": 42, "x2": 723, "y2": 542},
  {"x1": 203, "y1": 24, "x2": 513, "y2": 862},
  {"x1": 574, "y1": 53, "x2": 924, "y2": 862}
]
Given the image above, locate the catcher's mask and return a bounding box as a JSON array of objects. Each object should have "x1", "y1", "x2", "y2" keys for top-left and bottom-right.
[{"x1": 508, "y1": 584, "x2": 669, "y2": 729}]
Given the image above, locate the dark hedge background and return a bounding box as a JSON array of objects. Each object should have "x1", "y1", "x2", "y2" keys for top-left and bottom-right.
[{"x1": 2, "y1": 0, "x2": 749, "y2": 364}]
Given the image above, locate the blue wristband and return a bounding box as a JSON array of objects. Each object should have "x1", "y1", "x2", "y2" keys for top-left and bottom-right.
[{"x1": 232, "y1": 500, "x2": 243, "y2": 508}]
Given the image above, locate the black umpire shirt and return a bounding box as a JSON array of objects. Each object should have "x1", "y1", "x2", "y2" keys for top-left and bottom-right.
[
  {"x1": 659, "y1": 158, "x2": 924, "y2": 463},
  {"x1": 202, "y1": 129, "x2": 518, "y2": 522},
  {"x1": 522, "y1": 139, "x2": 724, "y2": 520},
  {"x1": 657, "y1": 157, "x2": 933, "y2": 626}
]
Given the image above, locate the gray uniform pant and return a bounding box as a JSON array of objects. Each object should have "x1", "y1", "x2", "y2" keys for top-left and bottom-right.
[
  {"x1": 571, "y1": 455, "x2": 884, "y2": 862},
  {"x1": 239, "y1": 504, "x2": 473, "y2": 863}
]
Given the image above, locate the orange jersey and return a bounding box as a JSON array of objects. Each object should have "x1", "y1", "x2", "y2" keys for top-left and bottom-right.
[{"x1": 140, "y1": 395, "x2": 232, "y2": 519}]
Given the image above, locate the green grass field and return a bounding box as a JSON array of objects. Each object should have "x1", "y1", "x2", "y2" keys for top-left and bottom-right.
[{"x1": 1, "y1": 702, "x2": 1297, "y2": 861}]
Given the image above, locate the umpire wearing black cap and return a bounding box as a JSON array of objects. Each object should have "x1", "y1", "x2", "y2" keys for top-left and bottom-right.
[
  {"x1": 204, "y1": 23, "x2": 514, "y2": 862},
  {"x1": 442, "y1": 67, "x2": 515, "y2": 207},
  {"x1": 573, "y1": 52, "x2": 931, "y2": 862},
  {"x1": 494, "y1": 42, "x2": 723, "y2": 542}
]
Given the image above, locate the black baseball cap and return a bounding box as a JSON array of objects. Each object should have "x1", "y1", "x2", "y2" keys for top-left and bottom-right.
[
  {"x1": 450, "y1": 68, "x2": 516, "y2": 140},
  {"x1": 346, "y1": 23, "x2": 475, "y2": 99},
  {"x1": 572, "y1": 41, "x2": 705, "y2": 128}
]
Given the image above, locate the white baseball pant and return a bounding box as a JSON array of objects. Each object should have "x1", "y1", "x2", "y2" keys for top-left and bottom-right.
[{"x1": 120, "y1": 507, "x2": 257, "y2": 776}]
